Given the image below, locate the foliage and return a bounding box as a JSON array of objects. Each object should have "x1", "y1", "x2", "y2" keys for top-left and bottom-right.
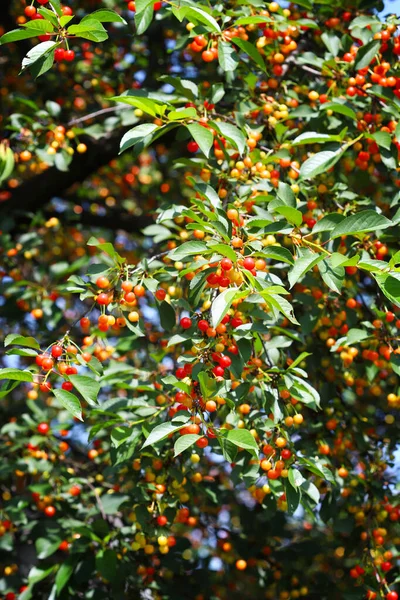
[{"x1": 0, "y1": 0, "x2": 399, "y2": 599}]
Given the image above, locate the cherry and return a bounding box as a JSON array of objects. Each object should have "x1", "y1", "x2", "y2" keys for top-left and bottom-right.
[
  {"x1": 54, "y1": 48, "x2": 66, "y2": 62},
  {"x1": 155, "y1": 288, "x2": 166, "y2": 301},
  {"x1": 212, "y1": 365, "x2": 224, "y2": 377},
  {"x1": 37, "y1": 422, "x2": 50, "y2": 435},
  {"x1": 37, "y1": 0, "x2": 49, "y2": 3},
  {"x1": 65, "y1": 366, "x2": 78, "y2": 375},
  {"x1": 59, "y1": 540, "x2": 69, "y2": 551},
  {"x1": 127, "y1": 1, "x2": 136, "y2": 10},
  {"x1": 221, "y1": 258, "x2": 233, "y2": 271},
  {"x1": 61, "y1": 381, "x2": 73, "y2": 392},
  {"x1": 62, "y1": 6, "x2": 73, "y2": 15},
  {"x1": 96, "y1": 293, "x2": 110, "y2": 305},
  {"x1": 24, "y1": 6, "x2": 37, "y2": 17},
  {"x1": 231, "y1": 317, "x2": 243, "y2": 328},
  {"x1": 44, "y1": 505, "x2": 56, "y2": 517},
  {"x1": 51, "y1": 344, "x2": 63, "y2": 358},
  {"x1": 69, "y1": 485, "x2": 81, "y2": 496},
  {"x1": 381, "y1": 561, "x2": 392, "y2": 572},
  {"x1": 39, "y1": 34, "x2": 51, "y2": 41},
  {"x1": 386, "y1": 593, "x2": 398, "y2": 600},
  {"x1": 281, "y1": 449, "x2": 292, "y2": 460},
  {"x1": 36, "y1": 353, "x2": 45, "y2": 366},
  {"x1": 202, "y1": 50, "x2": 214, "y2": 62},
  {"x1": 157, "y1": 515, "x2": 168, "y2": 526},
  {"x1": 196, "y1": 436, "x2": 208, "y2": 448},
  {"x1": 180, "y1": 317, "x2": 192, "y2": 329},
  {"x1": 42, "y1": 357, "x2": 54, "y2": 370},
  {"x1": 96, "y1": 276, "x2": 110, "y2": 289},
  {"x1": 187, "y1": 141, "x2": 199, "y2": 153},
  {"x1": 176, "y1": 367, "x2": 186, "y2": 379},
  {"x1": 198, "y1": 319, "x2": 209, "y2": 332},
  {"x1": 153, "y1": 1, "x2": 162, "y2": 9},
  {"x1": 243, "y1": 257, "x2": 255, "y2": 271},
  {"x1": 219, "y1": 355, "x2": 232, "y2": 368},
  {"x1": 80, "y1": 317, "x2": 90, "y2": 328},
  {"x1": 64, "y1": 50, "x2": 75, "y2": 62}
]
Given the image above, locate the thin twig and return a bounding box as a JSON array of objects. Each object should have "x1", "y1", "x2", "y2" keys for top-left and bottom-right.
[{"x1": 67, "y1": 105, "x2": 130, "y2": 127}]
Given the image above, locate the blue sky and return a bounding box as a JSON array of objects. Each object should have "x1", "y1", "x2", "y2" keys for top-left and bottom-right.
[{"x1": 382, "y1": 0, "x2": 400, "y2": 14}]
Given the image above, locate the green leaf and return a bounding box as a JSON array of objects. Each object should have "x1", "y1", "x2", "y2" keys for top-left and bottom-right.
[
  {"x1": 320, "y1": 102, "x2": 357, "y2": 121},
  {"x1": 288, "y1": 468, "x2": 306, "y2": 489},
  {"x1": 346, "y1": 328, "x2": 370, "y2": 345},
  {"x1": 110, "y1": 93, "x2": 169, "y2": 117},
  {"x1": 174, "y1": 434, "x2": 201, "y2": 457},
  {"x1": 210, "y1": 121, "x2": 246, "y2": 155},
  {"x1": 354, "y1": 39, "x2": 381, "y2": 70},
  {"x1": 0, "y1": 144, "x2": 15, "y2": 185},
  {"x1": 135, "y1": 2, "x2": 154, "y2": 34},
  {"x1": 68, "y1": 375, "x2": 100, "y2": 406},
  {"x1": 22, "y1": 19, "x2": 55, "y2": 32},
  {"x1": 168, "y1": 240, "x2": 208, "y2": 261},
  {"x1": 35, "y1": 537, "x2": 62, "y2": 560},
  {"x1": 0, "y1": 368, "x2": 33, "y2": 382},
  {"x1": 68, "y1": 19, "x2": 108, "y2": 42},
  {"x1": 292, "y1": 132, "x2": 341, "y2": 145},
  {"x1": 100, "y1": 494, "x2": 129, "y2": 514},
  {"x1": 374, "y1": 273, "x2": 400, "y2": 308},
  {"x1": 329, "y1": 210, "x2": 392, "y2": 239},
  {"x1": 142, "y1": 420, "x2": 190, "y2": 449},
  {"x1": 211, "y1": 288, "x2": 239, "y2": 328},
  {"x1": 87, "y1": 236, "x2": 125, "y2": 265},
  {"x1": 312, "y1": 213, "x2": 344, "y2": 234},
  {"x1": 218, "y1": 40, "x2": 239, "y2": 71},
  {"x1": 21, "y1": 41, "x2": 58, "y2": 72},
  {"x1": 262, "y1": 245, "x2": 294, "y2": 265},
  {"x1": 277, "y1": 182, "x2": 296, "y2": 207},
  {"x1": 287, "y1": 352, "x2": 312, "y2": 371},
  {"x1": 330, "y1": 252, "x2": 360, "y2": 268},
  {"x1": 285, "y1": 480, "x2": 301, "y2": 515},
  {"x1": 119, "y1": 123, "x2": 159, "y2": 153},
  {"x1": 0, "y1": 28, "x2": 49, "y2": 45},
  {"x1": 231, "y1": 38, "x2": 267, "y2": 73},
  {"x1": 168, "y1": 107, "x2": 197, "y2": 121},
  {"x1": 172, "y1": 5, "x2": 221, "y2": 33},
  {"x1": 55, "y1": 559, "x2": 75, "y2": 594},
  {"x1": 4, "y1": 334, "x2": 40, "y2": 350},
  {"x1": 301, "y1": 480, "x2": 320, "y2": 504},
  {"x1": 300, "y1": 149, "x2": 344, "y2": 179},
  {"x1": 82, "y1": 9, "x2": 127, "y2": 24},
  {"x1": 53, "y1": 389, "x2": 83, "y2": 421},
  {"x1": 371, "y1": 131, "x2": 392, "y2": 151},
  {"x1": 318, "y1": 259, "x2": 345, "y2": 293},
  {"x1": 208, "y1": 242, "x2": 237, "y2": 262},
  {"x1": 288, "y1": 249, "x2": 325, "y2": 288},
  {"x1": 226, "y1": 429, "x2": 258, "y2": 457},
  {"x1": 197, "y1": 371, "x2": 219, "y2": 399},
  {"x1": 298, "y1": 457, "x2": 335, "y2": 484},
  {"x1": 321, "y1": 31, "x2": 341, "y2": 57},
  {"x1": 96, "y1": 549, "x2": 117, "y2": 581},
  {"x1": 274, "y1": 206, "x2": 302, "y2": 227},
  {"x1": 159, "y1": 301, "x2": 176, "y2": 331},
  {"x1": 186, "y1": 123, "x2": 214, "y2": 157}
]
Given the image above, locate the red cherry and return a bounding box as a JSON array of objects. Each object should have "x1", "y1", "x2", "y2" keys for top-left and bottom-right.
[
  {"x1": 212, "y1": 365, "x2": 225, "y2": 377},
  {"x1": 381, "y1": 561, "x2": 392, "y2": 572},
  {"x1": 80, "y1": 317, "x2": 90, "y2": 328},
  {"x1": 37, "y1": 0, "x2": 49, "y2": 3},
  {"x1": 153, "y1": 1, "x2": 162, "y2": 8},
  {"x1": 51, "y1": 344, "x2": 63, "y2": 358},
  {"x1": 44, "y1": 505, "x2": 56, "y2": 517},
  {"x1": 176, "y1": 367, "x2": 186, "y2": 379},
  {"x1": 96, "y1": 276, "x2": 110, "y2": 289},
  {"x1": 219, "y1": 355, "x2": 232, "y2": 368},
  {"x1": 31, "y1": 13, "x2": 44, "y2": 19},
  {"x1": 180, "y1": 317, "x2": 192, "y2": 329},
  {"x1": 24, "y1": 6, "x2": 37, "y2": 17},
  {"x1": 386, "y1": 593, "x2": 398, "y2": 600},
  {"x1": 64, "y1": 50, "x2": 75, "y2": 62},
  {"x1": 36, "y1": 353, "x2": 45, "y2": 366},
  {"x1": 62, "y1": 6, "x2": 73, "y2": 15},
  {"x1": 37, "y1": 422, "x2": 50, "y2": 435},
  {"x1": 196, "y1": 437, "x2": 208, "y2": 448},
  {"x1": 61, "y1": 381, "x2": 73, "y2": 392},
  {"x1": 281, "y1": 449, "x2": 292, "y2": 460},
  {"x1": 65, "y1": 366, "x2": 78, "y2": 375},
  {"x1": 54, "y1": 48, "x2": 65, "y2": 62},
  {"x1": 187, "y1": 141, "x2": 199, "y2": 153},
  {"x1": 230, "y1": 317, "x2": 243, "y2": 328},
  {"x1": 198, "y1": 319, "x2": 209, "y2": 332},
  {"x1": 42, "y1": 357, "x2": 54, "y2": 370},
  {"x1": 221, "y1": 258, "x2": 233, "y2": 271},
  {"x1": 38, "y1": 34, "x2": 51, "y2": 41},
  {"x1": 243, "y1": 257, "x2": 255, "y2": 271},
  {"x1": 157, "y1": 515, "x2": 168, "y2": 526},
  {"x1": 96, "y1": 293, "x2": 110, "y2": 305},
  {"x1": 59, "y1": 540, "x2": 69, "y2": 551},
  {"x1": 155, "y1": 288, "x2": 167, "y2": 301}
]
